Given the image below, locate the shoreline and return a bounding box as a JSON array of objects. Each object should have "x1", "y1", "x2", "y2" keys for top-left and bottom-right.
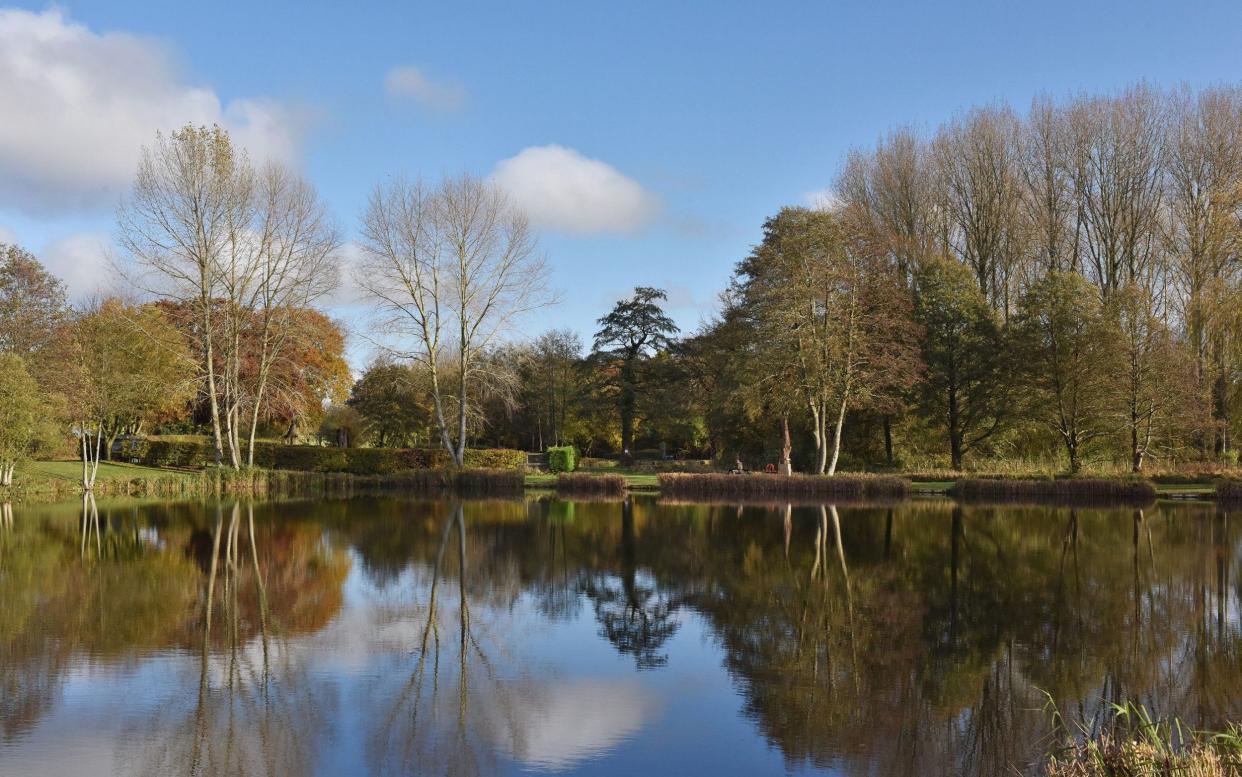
[{"x1": 4, "y1": 461, "x2": 1234, "y2": 505}]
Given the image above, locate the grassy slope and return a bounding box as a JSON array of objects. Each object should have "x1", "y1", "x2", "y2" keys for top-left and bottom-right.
[{"x1": 12, "y1": 460, "x2": 199, "y2": 495}]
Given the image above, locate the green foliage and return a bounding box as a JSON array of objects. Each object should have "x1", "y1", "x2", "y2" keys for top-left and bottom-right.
[
  {"x1": 0, "y1": 353, "x2": 60, "y2": 477},
  {"x1": 547, "y1": 445, "x2": 578, "y2": 473},
  {"x1": 318, "y1": 405, "x2": 365, "y2": 447},
  {"x1": 1014, "y1": 272, "x2": 1121, "y2": 473},
  {"x1": 463, "y1": 447, "x2": 527, "y2": 470},
  {"x1": 346, "y1": 359, "x2": 430, "y2": 446},
  {"x1": 118, "y1": 437, "x2": 526, "y2": 474},
  {"x1": 914, "y1": 258, "x2": 1010, "y2": 469},
  {"x1": 592, "y1": 287, "x2": 681, "y2": 454},
  {"x1": 116, "y1": 438, "x2": 213, "y2": 468}
]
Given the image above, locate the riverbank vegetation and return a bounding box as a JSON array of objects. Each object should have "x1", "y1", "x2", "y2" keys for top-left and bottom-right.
[
  {"x1": 658, "y1": 472, "x2": 910, "y2": 500},
  {"x1": 6, "y1": 84, "x2": 1242, "y2": 494},
  {"x1": 953, "y1": 477, "x2": 1159, "y2": 506},
  {"x1": 1044, "y1": 701, "x2": 1242, "y2": 776},
  {"x1": 553, "y1": 472, "x2": 628, "y2": 498}
]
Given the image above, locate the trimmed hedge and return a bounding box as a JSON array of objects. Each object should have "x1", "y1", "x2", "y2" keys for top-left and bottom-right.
[
  {"x1": 463, "y1": 448, "x2": 528, "y2": 469},
  {"x1": 118, "y1": 438, "x2": 525, "y2": 475},
  {"x1": 548, "y1": 445, "x2": 578, "y2": 473}
]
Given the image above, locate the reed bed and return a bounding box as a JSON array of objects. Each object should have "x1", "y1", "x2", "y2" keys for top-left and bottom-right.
[
  {"x1": 953, "y1": 477, "x2": 1157, "y2": 506},
  {"x1": 1217, "y1": 479, "x2": 1242, "y2": 504},
  {"x1": 554, "y1": 473, "x2": 628, "y2": 498},
  {"x1": 449, "y1": 468, "x2": 525, "y2": 497},
  {"x1": 657, "y1": 472, "x2": 910, "y2": 500},
  {"x1": 657, "y1": 494, "x2": 906, "y2": 508}
]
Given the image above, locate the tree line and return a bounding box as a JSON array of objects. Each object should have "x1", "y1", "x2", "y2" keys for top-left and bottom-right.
[
  {"x1": 4, "y1": 83, "x2": 1242, "y2": 481},
  {"x1": 379, "y1": 83, "x2": 1241, "y2": 474}
]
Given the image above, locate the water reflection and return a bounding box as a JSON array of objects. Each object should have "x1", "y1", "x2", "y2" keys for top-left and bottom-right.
[{"x1": 1, "y1": 496, "x2": 1241, "y2": 776}]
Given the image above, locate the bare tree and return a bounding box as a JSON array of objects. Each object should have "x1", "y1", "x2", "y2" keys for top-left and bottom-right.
[
  {"x1": 1068, "y1": 87, "x2": 1168, "y2": 298},
  {"x1": 358, "y1": 175, "x2": 552, "y2": 465},
  {"x1": 120, "y1": 126, "x2": 339, "y2": 469},
  {"x1": 933, "y1": 105, "x2": 1026, "y2": 313},
  {"x1": 242, "y1": 165, "x2": 340, "y2": 466},
  {"x1": 1019, "y1": 95, "x2": 1079, "y2": 277},
  {"x1": 1165, "y1": 85, "x2": 1242, "y2": 455},
  {"x1": 119, "y1": 125, "x2": 253, "y2": 468},
  {"x1": 837, "y1": 127, "x2": 943, "y2": 279}
]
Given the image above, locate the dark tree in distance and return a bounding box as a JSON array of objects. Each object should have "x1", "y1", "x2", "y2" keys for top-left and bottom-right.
[{"x1": 592, "y1": 287, "x2": 679, "y2": 458}]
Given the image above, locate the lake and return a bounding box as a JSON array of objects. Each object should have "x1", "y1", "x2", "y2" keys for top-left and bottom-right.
[{"x1": 0, "y1": 495, "x2": 1237, "y2": 776}]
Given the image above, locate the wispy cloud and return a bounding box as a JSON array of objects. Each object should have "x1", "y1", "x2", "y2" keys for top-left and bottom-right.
[
  {"x1": 803, "y1": 187, "x2": 841, "y2": 210},
  {"x1": 384, "y1": 65, "x2": 468, "y2": 112}
]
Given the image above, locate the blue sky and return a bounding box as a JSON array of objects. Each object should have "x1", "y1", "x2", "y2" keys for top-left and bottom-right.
[{"x1": 2, "y1": 0, "x2": 1242, "y2": 365}]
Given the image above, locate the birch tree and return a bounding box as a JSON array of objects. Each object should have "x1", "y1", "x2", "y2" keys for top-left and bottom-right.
[
  {"x1": 738, "y1": 207, "x2": 919, "y2": 474},
  {"x1": 241, "y1": 165, "x2": 340, "y2": 466},
  {"x1": 358, "y1": 175, "x2": 552, "y2": 466},
  {"x1": 120, "y1": 126, "x2": 339, "y2": 468},
  {"x1": 119, "y1": 125, "x2": 252, "y2": 467}
]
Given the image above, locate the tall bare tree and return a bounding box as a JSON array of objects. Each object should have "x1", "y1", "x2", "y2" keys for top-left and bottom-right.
[
  {"x1": 1068, "y1": 87, "x2": 1167, "y2": 298},
  {"x1": 933, "y1": 105, "x2": 1026, "y2": 312},
  {"x1": 1165, "y1": 86, "x2": 1242, "y2": 455},
  {"x1": 120, "y1": 126, "x2": 339, "y2": 468},
  {"x1": 358, "y1": 175, "x2": 552, "y2": 466},
  {"x1": 242, "y1": 165, "x2": 340, "y2": 466},
  {"x1": 119, "y1": 125, "x2": 253, "y2": 468}
]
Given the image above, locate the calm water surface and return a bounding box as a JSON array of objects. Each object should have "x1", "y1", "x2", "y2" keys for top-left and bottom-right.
[{"x1": 0, "y1": 496, "x2": 1239, "y2": 776}]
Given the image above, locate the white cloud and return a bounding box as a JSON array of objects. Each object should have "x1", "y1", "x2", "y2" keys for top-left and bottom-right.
[
  {"x1": 804, "y1": 187, "x2": 842, "y2": 210},
  {"x1": 490, "y1": 145, "x2": 660, "y2": 235},
  {"x1": 484, "y1": 679, "x2": 659, "y2": 771},
  {"x1": 384, "y1": 65, "x2": 467, "y2": 112},
  {"x1": 0, "y1": 8, "x2": 309, "y2": 215},
  {"x1": 0, "y1": 225, "x2": 14, "y2": 244},
  {"x1": 41, "y1": 232, "x2": 115, "y2": 301}
]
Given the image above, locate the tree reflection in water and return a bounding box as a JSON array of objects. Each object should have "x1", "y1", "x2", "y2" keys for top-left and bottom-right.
[
  {"x1": 368, "y1": 503, "x2": 520, "y2": 777},
  {"x1": 3, "y1": 496, "x2": 1242, "y2": 776},
  {"x1": 580, "y1": 497, "x2": 681, "y2": 669},
  {"x1": 116, "y1": 501, "x2": 335, "y2": 777}
]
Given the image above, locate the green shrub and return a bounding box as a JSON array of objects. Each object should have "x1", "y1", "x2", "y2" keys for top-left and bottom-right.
[
  {"x1": 342, "y1": 448, "x2": 401, "y2": 475},
  {"x1": 122, "y1": 436, "x2": 526, "y2": 475},
  {"x1": 547, "y1": 445, "x2": 578, "y2": 473},
  {"x1": 396, "y1": 447, "x2": 453, "y2": 469},
  {"x1": 273, "y1": 445, "x2": 348, "y2": 472},
  {"x1": 120, "y1": 438, "x2": 214, "y2": 468},
  {"x1": 463, "y1": 448, "x2": 527, "y2": 470}
]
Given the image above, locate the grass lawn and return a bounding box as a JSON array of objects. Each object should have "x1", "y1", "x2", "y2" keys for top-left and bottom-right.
[
  {"x1": 525, "y1": 469, "x2": 660, "y2": 490},
  {"x1": 14, "y1": 460, "x2": 200, "y2": 490}
]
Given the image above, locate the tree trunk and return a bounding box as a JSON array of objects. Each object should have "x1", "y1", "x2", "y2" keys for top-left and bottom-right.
[
  {"x1": 780, "y1": 416, "x2": 793, "y2": 475},
  {"x1": 948, "y1": 384, "x2": 963, "y2": 471},
  {"x1": 620, "y1": 360, "x2": 636, "y2": 458},
  {"x1": 809, "y1": 399, "x2": 827, "y2": 475},
  {"x1": 827, "y1": 395, "x2": 847, "y2": 476},
  {"x1": 882, "y1": 416, "x2": 894, "y2": 466}
]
